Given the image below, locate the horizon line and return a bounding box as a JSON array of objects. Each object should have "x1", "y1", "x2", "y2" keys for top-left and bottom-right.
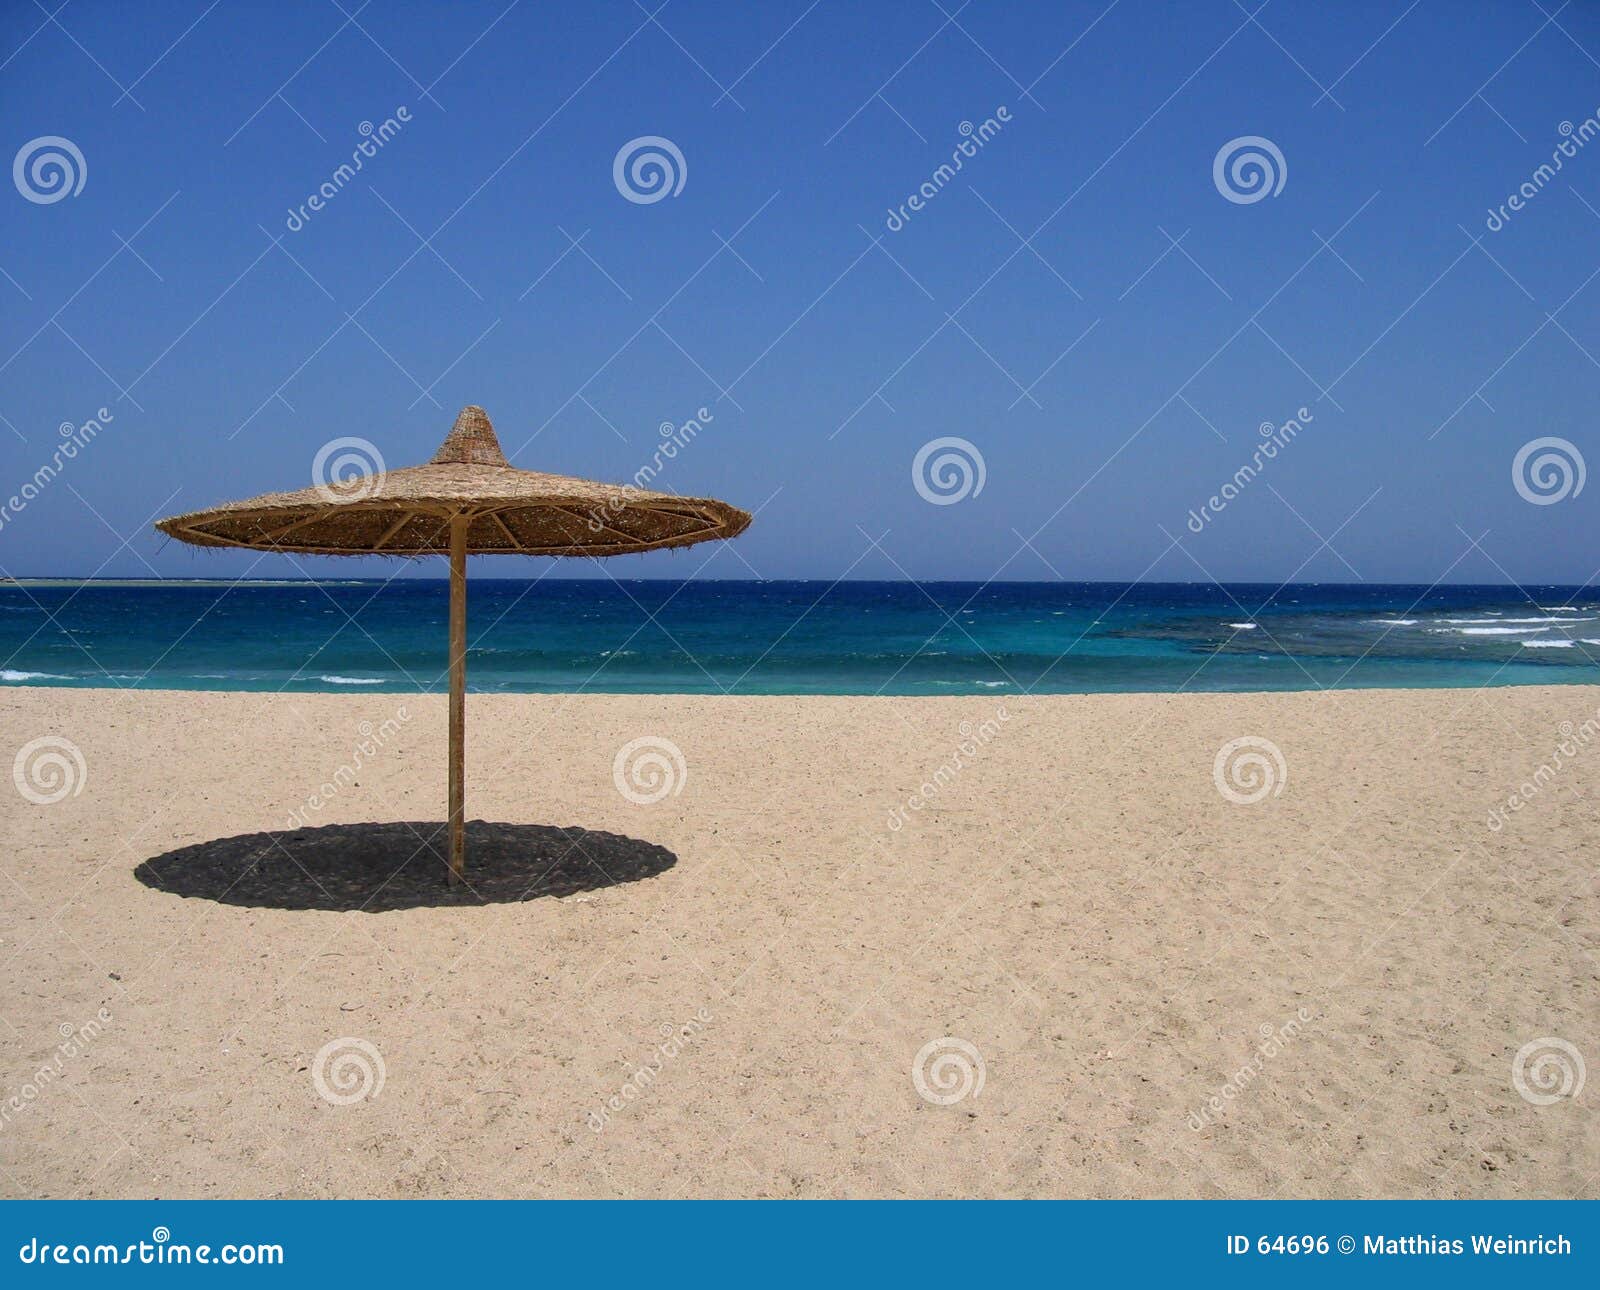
[{"x1": 6, "y1": 576, "x2": 1599, "y2": 590}]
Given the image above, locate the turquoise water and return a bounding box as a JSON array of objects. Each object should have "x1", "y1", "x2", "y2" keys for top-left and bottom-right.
[{"x1": 2, "y1": 580, "x2": 1598, "y2": 694}]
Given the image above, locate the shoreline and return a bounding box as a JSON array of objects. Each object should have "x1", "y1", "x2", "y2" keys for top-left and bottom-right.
[
  {"x1": 4, "y1": 679, "x2": 1600, "y2": 698},
  {"x1": 2, "y1": 677, "x2": 1600, "y2": 691}
]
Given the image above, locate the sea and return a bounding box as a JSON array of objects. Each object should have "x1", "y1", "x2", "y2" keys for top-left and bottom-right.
[{"x1": 2, "y1": 579, "x2": 1598, "y2": 695}]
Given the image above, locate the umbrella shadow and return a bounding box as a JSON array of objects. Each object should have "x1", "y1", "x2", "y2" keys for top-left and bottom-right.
[{"x1": 133, "y1": 820, "x2": 677, "y2": 912}]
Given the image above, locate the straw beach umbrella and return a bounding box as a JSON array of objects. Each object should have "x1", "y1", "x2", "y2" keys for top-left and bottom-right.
[{"x1": 156, "y1": 406, "x2": 750, "y2": 884}]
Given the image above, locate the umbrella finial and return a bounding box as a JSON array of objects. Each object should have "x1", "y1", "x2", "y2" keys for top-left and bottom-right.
[{"x1": 432, "y1": 406, "x2": 509, "y2": 467}]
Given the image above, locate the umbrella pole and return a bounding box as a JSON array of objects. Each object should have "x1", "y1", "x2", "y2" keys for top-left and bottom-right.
[{"x1": 447, "y1": 513, "x2": 468, "y2": 885}]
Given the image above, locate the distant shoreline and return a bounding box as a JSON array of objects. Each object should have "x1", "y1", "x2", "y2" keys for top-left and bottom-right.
[{"x1": 6, "y1": 576, "x2": 1600, "y2": 590}]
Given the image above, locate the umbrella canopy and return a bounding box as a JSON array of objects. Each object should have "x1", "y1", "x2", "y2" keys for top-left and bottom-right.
[
  {"x1": 156, "y1": 405, "x2": 750, "y2": 556},
  {"x1": 156, "y1": 406, "x2": 751, "y2": 885}
]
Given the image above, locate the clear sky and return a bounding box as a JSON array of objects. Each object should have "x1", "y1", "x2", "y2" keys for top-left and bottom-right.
[{"x1": 1, "y1": 0, "x2": 1596, "y2": 583}]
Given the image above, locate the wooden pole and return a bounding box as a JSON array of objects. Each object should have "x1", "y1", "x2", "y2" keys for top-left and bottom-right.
[{"x1": 447, "y1": 513, "x2": 468, "y2": 885}]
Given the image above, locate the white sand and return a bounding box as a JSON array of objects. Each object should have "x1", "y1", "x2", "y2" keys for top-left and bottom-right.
[{"x1": 0, "y1": 684, "x2": 1595, "y2": 1198}]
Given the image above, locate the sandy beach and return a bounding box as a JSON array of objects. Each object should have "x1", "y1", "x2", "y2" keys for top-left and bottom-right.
[{"x1": 1, "y1": 683, "x2": 1594, "y2": 1199}]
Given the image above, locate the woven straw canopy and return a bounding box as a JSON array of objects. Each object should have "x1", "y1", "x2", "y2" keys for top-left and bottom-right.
[
  {"x1": 155, "y1": 406, "x2": 750, "y2": 557},
  {"x1": 154, "y1": 406, "x2": 751, "y2": 887}
]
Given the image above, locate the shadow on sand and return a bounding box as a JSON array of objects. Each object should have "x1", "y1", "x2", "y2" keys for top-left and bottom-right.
[{"x1": 133, "y1": 820, "x2": 676, "y2": 912}]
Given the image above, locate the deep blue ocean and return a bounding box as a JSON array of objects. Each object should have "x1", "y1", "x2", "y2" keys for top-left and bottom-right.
[{"x1": 2, "y1": 580, "x2": 1599, "y2": 694}]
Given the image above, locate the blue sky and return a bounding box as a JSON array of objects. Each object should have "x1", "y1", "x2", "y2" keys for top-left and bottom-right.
[{"x1": 1, "y1": 0, "x2": 1597, "y2": 583}]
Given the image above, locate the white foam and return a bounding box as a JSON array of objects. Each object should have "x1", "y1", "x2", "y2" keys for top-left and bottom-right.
[
  {"x1": 1440, "y1": 616, "x2": 1592, "y2": 625},
  {"x1": 1522, "y1": 639, "x2": 1575, "y2": 648},
  {"x1": 0, "y1": 669, "x2": 68, "y2": 682},
  {"x1": 1227, "y1": 622, "x2": 1258, "y2": 630},
  {"x1": 320, "y1": 675, "x2": 384, "y2": 685},
  {"x1": 1371, "y1": 618, "x2": 1417, "y2": 626},
  {"x1": 1455, "y1": 627, "x2": 1546, "y2": 635}
]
